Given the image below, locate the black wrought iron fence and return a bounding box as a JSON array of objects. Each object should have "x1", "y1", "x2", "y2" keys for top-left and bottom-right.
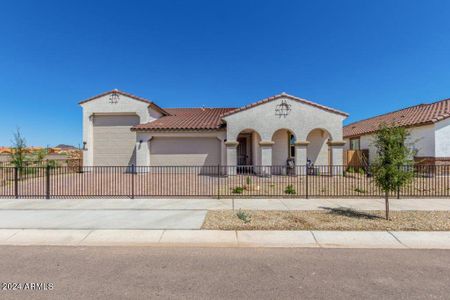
[{"x1": 0, "y1": 164, "x2": 449, "y2": 199}]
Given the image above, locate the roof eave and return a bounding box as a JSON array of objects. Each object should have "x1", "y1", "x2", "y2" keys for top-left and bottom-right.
[
  {"x1": 78, "y1": 89, "x2": 170, "y2": 116},
  {"x1": 220, "y1": 93, "x2": 349, "y2": 118},
  {"x1": 343, "y1": 120, "x2": 437, "y2": 139}
]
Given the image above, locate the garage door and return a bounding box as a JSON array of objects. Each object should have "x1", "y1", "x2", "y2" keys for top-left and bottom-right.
[
  {"x1": 93, "y1": 115, "x2": 139, "y2": 166},
  {"x1": 150, "y1": 137, "x2": 220, "y2": 166}
]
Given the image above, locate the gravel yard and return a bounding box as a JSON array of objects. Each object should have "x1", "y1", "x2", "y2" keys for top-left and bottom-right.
[{"x1": 202, "y1": 209, "x2": 450, "y2": 231}]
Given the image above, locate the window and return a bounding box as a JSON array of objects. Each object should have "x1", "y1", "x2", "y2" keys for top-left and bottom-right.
[
  {"x1": 289, "y1": 133, "x2": 296, "y2": 157},
  {"x1": 350, "y1": 138, "x2": 360, "y2": 150}
]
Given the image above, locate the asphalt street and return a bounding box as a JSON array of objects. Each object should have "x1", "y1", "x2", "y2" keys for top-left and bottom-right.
[{"x1": 0, "y1": 247, "x2": 449, "y2": 299}]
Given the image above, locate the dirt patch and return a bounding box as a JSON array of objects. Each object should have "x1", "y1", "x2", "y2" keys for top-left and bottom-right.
[{"x1": 202, "y1": 209, "x2": 450, "y2": 231}]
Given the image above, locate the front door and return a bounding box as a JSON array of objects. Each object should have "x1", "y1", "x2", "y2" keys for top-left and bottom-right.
[{"x1": 237, "y1": 137, "x2": 248, "y2": 165}]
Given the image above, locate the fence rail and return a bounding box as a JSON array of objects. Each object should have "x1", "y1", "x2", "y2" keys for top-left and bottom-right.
[{"x1": 0, "y1": 165, "x2": 449, "y2": 199}]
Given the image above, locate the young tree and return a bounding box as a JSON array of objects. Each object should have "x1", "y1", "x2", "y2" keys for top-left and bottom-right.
[
  {"x1": 10, "y1": 128, "x2": 28, "y2": 172},
  {"x1": 371, "y1": 124, "x2": 415, "y2": 220}
]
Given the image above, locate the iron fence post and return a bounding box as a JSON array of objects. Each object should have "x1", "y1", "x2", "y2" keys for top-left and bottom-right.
[
  {"x1": 46, "y1": 165, "x2": 50, "y2": 199},
  {"x1": 305, "y1": 165, "x2": 309, "y2": 199},
  {"x1": 14, "y1": 167, "x2": 18, "y2": 199},
  {"x1": 131, "y1": 164, "x2": 135, "y2": 199},
  {"x1": 217, "y1": 164, "x2": 220, "y2": 199}
]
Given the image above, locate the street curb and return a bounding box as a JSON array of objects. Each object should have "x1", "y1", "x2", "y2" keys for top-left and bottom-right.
[{"x1": 0, "y1": 229, "x2": 449, "y2": 249}]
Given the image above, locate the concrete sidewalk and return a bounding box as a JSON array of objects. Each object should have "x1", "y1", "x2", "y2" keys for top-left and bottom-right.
[
  {"x1": 0, "y1": 229, "x2": 449, "y2": 249},
  {"x1": 0, "y1": 198, "x2": 447, "y2": 230},
  {"x1": 1, "y1": 197, "x2": 449, "y2": 211}
]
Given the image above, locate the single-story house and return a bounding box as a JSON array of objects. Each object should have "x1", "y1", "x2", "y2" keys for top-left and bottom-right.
[
  {"x1": 343, "y1": 97, "x2": 450, "y2": 165},
  {"x1": 80, "y1": 90, "x2": 348, "y2": 171}
]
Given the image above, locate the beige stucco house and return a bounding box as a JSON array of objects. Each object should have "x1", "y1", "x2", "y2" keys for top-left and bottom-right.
[
  {"x1": 343, "y1": 97, "x2": 450, "y2": 165},
  {"x1": 80, "y1": 90, "x2": 348, "y2": 171}
]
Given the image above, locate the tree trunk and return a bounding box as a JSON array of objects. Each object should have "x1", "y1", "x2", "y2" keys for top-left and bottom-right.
[{"x1": 385, "y1": 191, "x2": 390, "y2": 220}]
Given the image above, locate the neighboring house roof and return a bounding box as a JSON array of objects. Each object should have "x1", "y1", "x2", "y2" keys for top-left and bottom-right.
[
  {"x1": 79, "y1": 89, "x2": 170, "y2": 116},
  {"x1": 132, "y1": 108, "x2": 236, "y2": 131},
  {"x1": 55, "y1": 144, "x2": 78, "y2": 150},
  {"x1": 344, "y1": 98, "x2": 450, "y2": 138},
  {"x1": 220, "y1": 93, "x2": 349, "y2": 118}
]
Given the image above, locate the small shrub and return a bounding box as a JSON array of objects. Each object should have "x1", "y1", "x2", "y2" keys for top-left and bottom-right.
[
  {"x1": 236, "y1": 209, "x2": 251, "y2": 223},
  {"x1": 354, "y1": 187, "x2": 366, "y2": 194},
  {"x1": 358, "y1": 168, "x2": 365, "y2": 175},
  {"x1": 347, "y1": 167, "x2": 355, "y2": 173},
  {"x1": 232, "y1": 186, "x2": 244, "y2": 194},
  {"x1": 284, "y1": 184, "x2": 296, "y2": 195},
  {"x1": 246, "y1": 176, "x2": 252, "y2": 185}
]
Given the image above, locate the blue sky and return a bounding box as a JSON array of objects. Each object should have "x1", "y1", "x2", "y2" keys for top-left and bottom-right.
[{"x1": 1, "y1": 0, "x2": 450, "y2": 147}]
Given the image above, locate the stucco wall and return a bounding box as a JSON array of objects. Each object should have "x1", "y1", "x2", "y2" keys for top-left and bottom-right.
[
  {"x1": 435, "y1": 118, "x2": 450, "y2": 157},
  {"x1": 223, "y1": 96, "x2": 346, "y2": 142}
]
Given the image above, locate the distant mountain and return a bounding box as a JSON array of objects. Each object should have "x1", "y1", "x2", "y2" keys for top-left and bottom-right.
[{"x1": 55, "y1": 144, "x2": 78, "y2": 150}]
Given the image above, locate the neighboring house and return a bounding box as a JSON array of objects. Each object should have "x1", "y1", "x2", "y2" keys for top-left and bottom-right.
[
  {"x1": 343, "y1": 98, "x2": 450, "y2": 165},
  {"x1": 80, "y1": 90, "x2": 348, "y2": 170}
]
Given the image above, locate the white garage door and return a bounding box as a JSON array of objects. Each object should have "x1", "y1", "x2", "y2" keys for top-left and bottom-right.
[
  {"x1": 93, "y1": 115, "x2": 139, "y2": 166},
  {"x1": 150, "y1": 137, "x2": 220, "y2": 166}
]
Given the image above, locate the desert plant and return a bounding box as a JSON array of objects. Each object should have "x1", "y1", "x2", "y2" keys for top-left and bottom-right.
[
  {"x1": 371, "y1": 124, "x2": 415, "y2": 220},
  {"x1": 30, "y1": 147, "x2": 48, "y2": 165},
  {"x1": 284, "y1": 184, "x2": 296, "y2": 195},
  {"x1": 236, "y1": 209, "x2": 251, "y2": 223},
  {"x1": 232, "y1": 186, "x2": 244, "y2": 194},
  {"x1": 10, "y1": 128, "x2": 28, "y2": 174}
]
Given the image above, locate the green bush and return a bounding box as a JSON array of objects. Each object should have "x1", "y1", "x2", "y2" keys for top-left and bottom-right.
[
  {"x1": 246, "y1": 176, "x2": 252, "y2": 185},
  {"x1": 358, "y1": 168, "x2": 365, "y2": 175},
  {"x1": 284, "y1": 184, "x2": 296, "y2": 195},
  {"x1": 232, "y1": 186, "x2": 244, "y2": 194},
  {"x1": 347, "y1": 167, "x2": 355, "y2": 173},
  {"x1": 354, "y1": 187, "x2": 366, "y2": 194}
]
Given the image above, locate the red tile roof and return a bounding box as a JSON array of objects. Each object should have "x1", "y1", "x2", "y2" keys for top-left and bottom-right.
[
  {"x1": 79, "y1": 89, "x2": 170, "y2": 116},
  {"x1": 132, "y1": 108, "x2": 236, "y2": 131},
  {"x1": 344, "y1": 98, "x2": 450, "y2": 138},
  {"x1": 221, "y1": 93, "x2": 349, "y2": 118}
]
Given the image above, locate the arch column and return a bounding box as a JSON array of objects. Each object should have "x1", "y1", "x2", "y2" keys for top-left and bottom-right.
[
  {"x1": 259, "y1": 140, "x2": 274, "y2": 176},
  {"x1": 225, "y1": 140, "x2": 239, "y2": 175},
  {"x1": 294, "y1": 141, "x2": 309, "y2": 175},
  {"x1": 328, "y1": 140, "x2": 346, "y2": 175}
]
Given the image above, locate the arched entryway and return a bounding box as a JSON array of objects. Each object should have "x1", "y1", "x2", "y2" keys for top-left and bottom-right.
[
  {"x1": 271, "y1": 129, "x2": 296, "y2": 166},
  {"x1": 235, "y1": 129, "x2": 262, "y2": 173},
  {"x1": 306, "y1": 128, "x2": 332, "y2": 166}
]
